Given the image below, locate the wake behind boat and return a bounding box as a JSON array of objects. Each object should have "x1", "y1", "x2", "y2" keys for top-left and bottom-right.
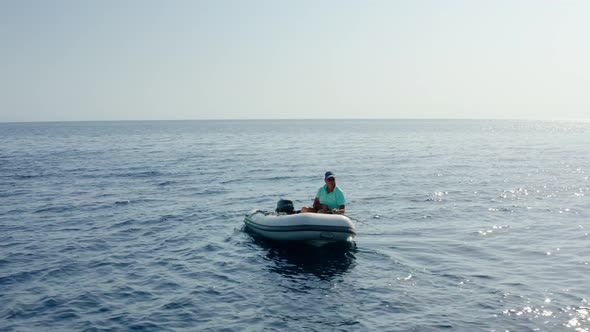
[{"x1": 244, "y1": 209, "x2": 356, "y2": 246}]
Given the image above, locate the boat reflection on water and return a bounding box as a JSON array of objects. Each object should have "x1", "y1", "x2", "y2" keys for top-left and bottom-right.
[{"x1": 247, "y1": 232, "x2": 357, "y2": 280}]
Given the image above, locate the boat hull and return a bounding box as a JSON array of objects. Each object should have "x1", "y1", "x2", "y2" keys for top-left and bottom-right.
[{"x1": 244, "y1": 210, "x2": 356, "y2": 245}]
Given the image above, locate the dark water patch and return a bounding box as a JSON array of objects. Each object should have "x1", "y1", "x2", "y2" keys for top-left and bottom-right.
[
  {"x1": 249, "y1": 239, "x2": 357, "y2": 280},
  {"x1": 54, "y1": 310, "x2": 81, "y2": 321},
  {"x1": 219, "y1": 178, "x2": 245, "y2": 185},
  {"x1": 153, "y1": 281, "x2": 182, "y2": 292},
  {"x1": 160, "y1": 298, "x2": 194, "y2": 310},
  {"x1": 108, "y1": 219, "x2": 136, "y2": 229},
  {"x1": 40, "y1": 262, "x2": 82, "y2": 281},
  {"x1": 2, "y1": 207, "x2": 29, "y2": 215},
  {"x1": 0, "y1": 189, "x2": 30, "y2": 198},
  {"x1": 0, "y1": 258, "x2": 10, "y2": 269},
  {"x1": 0, "y1": 268, "x2": 46, "y2": 286},
  {"x1": 4, "y1": 295, "x2": 71, "y2": 321},
  {"x1": 152, "y1": 214, "x2": 182, "y2": 223},
  {"x1": 429, "y1": 271, "x2": 465, "y2": 284},
  {"x1": 193, "y1": 187, "x2": 228, "y2": 196},
  {"x1": 33, "y1": 205, "x2": 75, "y2": 214},
  {"x1": 40, "y1": 296, "x2": 62, "y2": 309},
  {"x1": 127, "y1": 321, "x2": 162, "y2": 332},
  {"x1": 112, "y1": 170, "x2": 164, "y2": 179},
  {"x1": 13, "y1": 174, "x2": 46, "y2": 180},
  {"x1": 4, "y1": 307, "x2": 37, "y2": 320},
  {"x1": 159, "y1": 236, "x2": 190, "y2": 247},
  {"x1": 199, "y1": 243, "x2": 224, "y2": 253},
  {"x1": 99, "y1": 259, "x2": 136, "y2": 270}
]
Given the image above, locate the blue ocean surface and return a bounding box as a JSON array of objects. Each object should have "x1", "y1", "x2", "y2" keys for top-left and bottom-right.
[{"x1": 1, "y1": 120, "x2": 589, "y2": 331}]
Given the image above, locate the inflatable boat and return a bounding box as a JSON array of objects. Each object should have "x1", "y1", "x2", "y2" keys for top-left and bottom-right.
[{"x1": 244, "y1": 210, "x2": 356, "y2": 245}]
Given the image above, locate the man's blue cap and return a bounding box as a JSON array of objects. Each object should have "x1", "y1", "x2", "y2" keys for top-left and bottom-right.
[{"x1": 324, "y1": 171, "x2": 335, "y2": 180}]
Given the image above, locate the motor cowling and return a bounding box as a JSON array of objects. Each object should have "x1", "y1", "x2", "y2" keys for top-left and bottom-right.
[{"x1": 275, "y1": 199, "x2": 295, "y2": 214}]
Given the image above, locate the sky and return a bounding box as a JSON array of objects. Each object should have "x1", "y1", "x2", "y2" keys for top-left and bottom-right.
[{"x1": 1, "y1": 0, "x2": 589, "y2": 122}]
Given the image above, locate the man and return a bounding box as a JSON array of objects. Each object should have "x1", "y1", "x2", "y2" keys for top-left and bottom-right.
[{"x1": 301, "y1": 171, "x2": 346, "y2": 214}]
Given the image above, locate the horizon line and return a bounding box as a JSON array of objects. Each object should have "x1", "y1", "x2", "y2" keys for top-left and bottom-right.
[{"x1": 1, "y1": 117, "x2": 589, "y2": 124}]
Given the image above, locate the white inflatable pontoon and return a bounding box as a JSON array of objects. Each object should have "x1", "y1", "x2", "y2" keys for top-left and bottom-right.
[{"x1": 244, "y1": 210, "x2": 356, "y2": 245}]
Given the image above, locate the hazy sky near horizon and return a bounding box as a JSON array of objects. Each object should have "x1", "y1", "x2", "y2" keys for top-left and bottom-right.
[{"x1": 1, "y1": 0, "x2": 589, "y2": 122}]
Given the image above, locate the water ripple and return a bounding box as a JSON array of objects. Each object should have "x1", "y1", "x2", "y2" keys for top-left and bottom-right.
[{"x1": 1, "y1": 120, "x2": 589, "y2": 331}]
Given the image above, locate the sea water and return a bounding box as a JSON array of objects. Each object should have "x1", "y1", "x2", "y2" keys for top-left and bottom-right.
[{"x1": 1, "y1": 120, "x2": 589, "y2": 331}]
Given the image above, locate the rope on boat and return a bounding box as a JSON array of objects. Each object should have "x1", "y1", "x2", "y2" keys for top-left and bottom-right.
[{"x1": 344, "y1": 215, "x2": 384, "y2": 235}]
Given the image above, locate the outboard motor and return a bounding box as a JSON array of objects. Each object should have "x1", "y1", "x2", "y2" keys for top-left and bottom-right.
[{"x1": 275, "y1": 199, "x2": 295, "y2": 214}]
